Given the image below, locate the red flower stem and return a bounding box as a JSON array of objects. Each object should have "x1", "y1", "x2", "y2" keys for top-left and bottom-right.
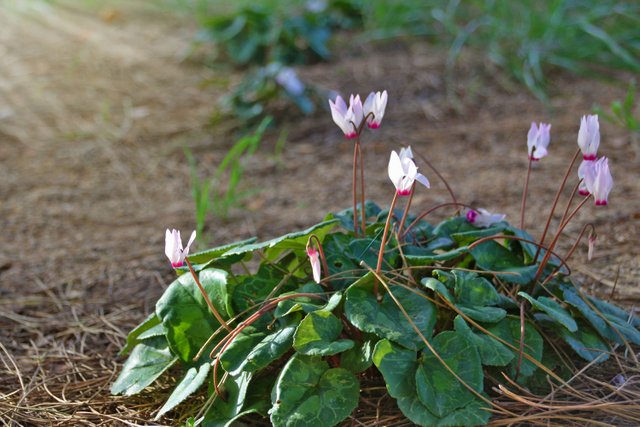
[
  {"x1": 375, "y1": 191, "x2": 399, "y2": 301},
  {"x1": 530, "y1": 195, "x2": 590, "y2": 295},
  {"x1": 558, "y1": 180, "x2": 582, "y2": 229},
  {"x1": 352, "y1": 141, "x2": 360, "y2": 237},
  {"x1": 397, "y1": 184, "x2": 415, "y2": 238},
  {"x1": 414, "y1": 150, "x2": 458, "y2": 213},
  {"x1": 533, "y1": 148, "x2": 581, "y2": 263},
  {"x1": 185, "y1": 258, "x2": 231, "y2": 332},
  {"x1": 211, "y1": 292, "x2": 324, "y2": 397},
  {"x1": 537, "y1": 223, "x2": 595, "y2": 290},
  {"x1": 357, "y1": 140, "x2": 367, "y2": 235},
  {"x1": 520, "y1": 156, "x2": 533, "y2": 229},
  {"x1": 402, "y1": 202, "x2": 475, "y2": 238}
]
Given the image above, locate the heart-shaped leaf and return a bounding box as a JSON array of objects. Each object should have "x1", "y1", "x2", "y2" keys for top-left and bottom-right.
[
  {"x1": 220, "y1": 327, "x2": 267, "y2": 375},
  {"x1": 415, "y1": 330, "x2": 483, "y2": 417},
  {"x1": 243, "y1": 320, "x2": 298, "y2": 372},
  {"x1": 518, "y1": 292, "x2": 578, "y2": 332},
  {"x1": 340, "y1": 340, "x2": 375, "y2": 374},
  {"x1": 293, "y1": 310, "x2": 354, "y2": 356},
  {"x1": 269, "y1": 355, "x2": 359, "y2": 427},
  {"x1": 156, "y1": 361, "x2": 211, "y2": 419},
  {"x1": 119, "y1": 312, "x2": 161, "y2": 356},
  {"x1": 454, "y1": 316, "x2": 513, "y2": 366},
  {"x1": 486, "y1": 316, "x2": 543, "y2": 378},
  {"x1": 469, "y1": 241, "x2": 538, "y2": 284},
  {"x1": 345, "y1": 273, "x2": 436, "y2": 350},
  {"x1": 111, "y1": 336, "x2": 178, "y2": 396},
  {"x1": 557, "y1": 322, "x2": 610, "y2": 362},
  {"x1": 203, "y1": 371, "x2": 253, "y2": 426}
]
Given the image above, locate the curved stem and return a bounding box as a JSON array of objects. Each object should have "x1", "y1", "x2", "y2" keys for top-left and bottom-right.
[
  {"x1": 186, "y1": 258, "x2": 231, "y2": 332},
  {"x1": 397, "y1": 184, "x2": 415, "y2": 238},
  {"x1": 375, "y1": 192, "x2": 399, "y2": 300},
  {"x1": 520, "y1": 157, "x2": 533, "y2": 229},
  {"x1": 357, "y1": 140, "x2": 366, "y2": 235},
  {"x1": 533, "y1": 148, "x2": 581, "y2": 263},
  {"x1": 530, "y1": 195, "x2": 590, "y2": 295},
  {"x1": 402, "y1": 202, "x2": 474, "y2": 238},
  {"x1": 414, "y1": 150, "x2": 458, "y2": 213},
  {"x1": 537, "y1": 223, "x2": 596, "y2": 290}
]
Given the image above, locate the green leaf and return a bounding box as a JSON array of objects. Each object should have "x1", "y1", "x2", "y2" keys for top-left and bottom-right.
[
  {"x1": 557, "y1": 322, "x2": 610, "y2": 362},
  {"x1": 200, "y1": 269, "x2": 233, "y2": 319},
  {"x1": 469, "y1": 241, "x2": 538, "y2": 284},
  {"x1": 416, "y1": 330, "x2": 483, "y2": 417},
  {"x1": 518, "y1": 292, "x2": 578, "y2": 332},
  {"x1": 587, "y1": 296, "x2": 640, "y2": 328},
  {"x1": 119, "y1": 312, "x2": 162, "y2": 356},
  {"x1": 508, "y1": 227, "x2": 566, "y2": 272},
  {"x1": 243, "y1": 321, "x2": 298, "y2": 372},
  {"x1": 322, "y1": 233, "x2": 361, "y2": 290},
  {"x1": 330, "y1": 200, "x2": 382, "y2": 232},
  {"x1": 340, "y1": 340, "x2": 375, "y2": 373},
  {"x1": 293, "y1": 310, "x2": 354, "y2": 356},
  {"x1": 433, "y1": 216, "x2": 476, "y2": 238},
  {"x1": 111, "y1": 336, "x2": 178, "y2": 396},
  {"x1": 421, "y1": 277, "x2": 454, "y2": 303},
  {"x1": 451, "y1": 224, "x2": 506, "y2": 245},
  {"x1": 220, "y1": 327, "x2": 267, "y2": 374},
  {"x1": 203, "y1": 371, "x2": 253, "y2": 427},
  {"x1": 232, "y1": 264, "x2": 286, "y2": 315},
  {"x1": 223, "y1": 220, "x2": 338, "y2": 259},
  {"x1": 454, "y1": 316, "x2": 513, "y2": 366},
  {"x1": 563, "y1": 288, "x2": 617, "y2": 342},
  {"x1": 396, "y1": 395, "x2": 491, "y2": 427},
  {"x1": 156, "y1": 273, "x2": 226, "y2": 362},
  {"x1": 372, "y1": 339, "x2": 417, "y2": 398},
  {"x1": 452, "y1": 270, "x2": 501, "y2": 307},
  {"x1": 345, "y1": 273, "x2": 437, "y2": 350},
  {"x1": 156, "y1": 361, "x2": 211, "y2": 419},
  {"x1": 269, "y1": 355, "x2": 359, "y2": 427},
  {"x1": 274, "y1": 283, "x2": 330, "y2": 318},
  {"x1": 349, "y1": 238, "x2": 397, "y2": 270},
  {"x1": 405, "y1": 246, "x2": 469, "y2": 266},
  {"x1": 486, "y1": 316, "x2": 543, "y2": 378},
  {"x1": 458, "y1": 305, "x2": 507, "y2": 323},
  {"x1": 188, "y1": 237, "x2": 257, "y2": 264}
]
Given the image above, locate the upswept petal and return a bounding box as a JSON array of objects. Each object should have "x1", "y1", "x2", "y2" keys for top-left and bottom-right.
[
  {"x1": 577, "y1": 115, "x2": 600, "y2": 160},
  {"x1": 388, "y1": 150, "x2": 404, "y2": 190}
]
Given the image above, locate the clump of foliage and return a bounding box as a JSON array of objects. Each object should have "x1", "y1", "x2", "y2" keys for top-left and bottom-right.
[
  {"x1": 112, "y1": 91, "x2": 637, "y2": 426},
  {"x1": 594, "y1": 79, "x2": 640, "y2": 158}
]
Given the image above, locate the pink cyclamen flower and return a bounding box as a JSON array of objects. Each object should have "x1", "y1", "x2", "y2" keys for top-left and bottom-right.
[
  {"x1": 577, "y1": 160, "x2": 594, "y2": 196},
  {"x1": 363, "y1": 90, "x2": 388, "y2": 129},
  {"x1": 527, "y1": 122, "x2": 551, "y2": 160},
  {"x1": 466, "y1": 208, "x2": 506, "y2": 228},
  {"x1": 329, "y1": 94, "x2": 364, "y2": 139},
  {"x1": 577, "y1": 115, "x2": 600, "y2": 160},
  {"x1": 307, "y1": 247, "x2": 321, "y2": 283},
  {"x1": 583, "y1": 157, "x2": 613, "y2": 206},
  {"x1": 388, "y1": 148, "x2": 430, "y2": 196},
  {"x1": 165, "y1": 229, "x2": 196, "y2": 268},
  {"x1": 588, "y1": 232, "x2": 597, "y2": 261}
]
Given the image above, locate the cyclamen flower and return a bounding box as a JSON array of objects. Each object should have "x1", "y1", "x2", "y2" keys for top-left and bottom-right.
[
  {"x1": 588, "y1": 232, "x2": 597, "y2": 261},
  {"x1": 388, "y1": 148, "x2": 430, "y2": 196},
  {"x1": 466, "y1": 208, "x2": 506, "y2": 228},
  {"x1": 577, "y1": 160, "x2": 594, "y2": 196},
  {"x1": 165, "y1": 229, "x2": 196, "y2": 268},
  {"x1": 363, "y1": 90, "x2": 388, "y2": 129},
  {"x1": 307, "y1": 247, "x2": 321, "y2": 283},
  {"x1": 577, "y1": 115, "x2": 600, "y2": 160},
  {"x1": 329, "y1": 94, "x2": 364, "y2": 139},
  {"x1": 527, "y1": 122, "x2": 551, "y2": 160},
  {"x1": 583, "y1": 157, "x2": 613, "y2": 206}
]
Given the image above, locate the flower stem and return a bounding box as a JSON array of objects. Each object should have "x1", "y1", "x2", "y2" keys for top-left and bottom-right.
[
  {"x1": 185, "y1": 258, "x2": 232, "y2": 332},
  {"x1": 397, "y1": 184, "x2": 415, "y2": 238},
  {"x1": 533, "y1": 148, "x2": 581, "y2": 263},
  {"x1": 375, "y1": 192, "x2": 399, "y2": 301},
  {"x1": 352, "y1": 141, "x2": 360, "y2": 237},
  {"x1": 357, "y1": 139, "x2": 366, "y2": 235},
  {"x1": 520, "y1": 156, "x2": 533, "y2": 229},
  {"x1": 414, "y1": 150, "x2": 458, "y2": 213},
  {"x1": 530, "y1": 195, "x2": 590, "y2": 295}
]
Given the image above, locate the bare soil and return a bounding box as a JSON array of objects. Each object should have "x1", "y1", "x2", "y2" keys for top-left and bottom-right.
[{"x1": 1, "y1": 1, "x2": 638, "y2": 425}]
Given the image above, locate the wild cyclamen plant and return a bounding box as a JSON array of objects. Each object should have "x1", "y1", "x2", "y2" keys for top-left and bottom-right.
[{"x1": 112, "y1": 97, "x2": 638, "y2": 427}]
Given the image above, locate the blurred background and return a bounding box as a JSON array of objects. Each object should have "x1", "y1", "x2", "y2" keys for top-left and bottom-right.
[{"x1": 1, "y1": 0, "x2": 638, "y2": 424}]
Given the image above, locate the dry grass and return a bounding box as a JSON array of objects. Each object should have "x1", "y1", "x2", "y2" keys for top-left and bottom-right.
[{"x1": 1, "y1": 0, "x2": 639, "y2": 425}]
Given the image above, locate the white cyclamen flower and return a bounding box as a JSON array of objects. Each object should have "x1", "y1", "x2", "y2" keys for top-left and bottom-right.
[
  {"x1": 363, "y1": 90, "x2": 388, "y2": 129},
  {"x1": 527, "y1": 122, "x2": 551, "y2": 160},
  {"x1": 584, "y1": 157, "x2": 613, "y2": 206},
  {"x1": 307, "y1": 247, "x2": 321, "y2": 283},
  {"x1": 165, "y1": 229, "x2": 196, "y2": 268},
  {"x1": 388, "y1": 149, "x2": 430, "y2": 196},
  {"x1": 577, "y1": 115, "x2": 600, "y2": 160},
  {"x1": 329, "y1": 94, "x2": 364, "y2": 139},
  {"x1": 466, "y1": 208, "x2": 506, "y2": 228}
]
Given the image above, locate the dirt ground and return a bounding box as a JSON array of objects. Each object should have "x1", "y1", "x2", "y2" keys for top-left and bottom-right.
[{"x1": 1, "y1": 0, "x2": 639, "y2": 425}]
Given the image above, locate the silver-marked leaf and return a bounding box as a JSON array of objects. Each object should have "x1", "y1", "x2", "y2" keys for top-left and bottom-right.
[
  {"x1": 293, "y1": 310, "x2": 354, "y2": 356},
  {"x1": 518, "y1": 292, "x2": 577, "y2": 332},
  {"x1": 372, "y1": 339, "x2": 417, "y2": 398},
  {"x1": 486, "y1": 316, "x2": 543, "y2": 378},
  {"x1": 454, "y1": 316, "x2": 513, "y2": 367}
]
